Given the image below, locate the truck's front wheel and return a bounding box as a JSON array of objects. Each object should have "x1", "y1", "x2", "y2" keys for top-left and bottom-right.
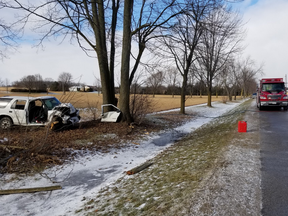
[
  {"x1": 50, "y1": 117, "x2": 63, "y2": 131},
  {"x1": 259, "y1": 103, "x2": 263, "y2": 111},
  {"x1": 284, "y1": 106, "x2": 288, "y2": 111}
]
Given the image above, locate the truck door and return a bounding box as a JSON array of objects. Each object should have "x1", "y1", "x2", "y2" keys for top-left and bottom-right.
[
  {"x1": 28, "y1": 99, "x2": 47, "y2": 123},
  {"x1": 10, "y1": 99, "x2": 28, "y2": 125}
]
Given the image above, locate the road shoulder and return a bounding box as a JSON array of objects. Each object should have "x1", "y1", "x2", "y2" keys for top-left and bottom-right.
[
  {"x1": 78, "y1": 100, "x2": 262, "y2": 215},
  {"x1": 188, "y1": 100, "x2": 261, "y2": 215}
]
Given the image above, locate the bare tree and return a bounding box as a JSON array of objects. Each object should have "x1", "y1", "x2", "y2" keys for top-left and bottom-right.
[
  {"x1": 146, "y1": 70, "x2": 165, "y2": 97},
  {"x1": 58, "y1": 72, "x2": 73, "y2": 95},
  {"x1": 236, "y1": 56, "x2": 263, "y2": 97},
  {"x1": 129, "y1": 72, "x2": 150, "y2": 123},
  {"x1": 220, "y1": 59, "x2": 238, "y2": 101},
  {"x1": 118, "y1": 0, "x2": 183, "y2": 122},
  {"x1": 187, "y1": 69, "x2": 196, "y2": 98},
  {"x1": 4, "y1": 78, "x2": 9, "y2": 93},
  {"x1": 165, "y1": 66, "x2": 180, "y2": 97},
  {"x1": 20, "y1": 75, "x2": 36, "y2": 93},
  {"x1": 93, "y1": 77, "x2": 102, "y2": 95},
  {"x1": 120, "y1": 0, "x2": 182, "y2": 121},
  {"x1": 130, "y1": 71, "x2": 145, "y2": 95},
  {"x1": 193, "y1": 69, "x2": 206, "y2": 97},
  {"x1": 0, "y1": 18, "x2": 18, "y2": 60},
  {"x1": 196, "y1": 4, "x2": 243, "y2": 106},
  {"x1": 129, "y1": 0, "x2": 180, "y2": 85},
  {"x1": 43, "y1": 77, "x2": 53, "y2": 93},
  {"x1": 34, "y1": 74, "x2": 44, "y2": 91},
  {"x1": 160, "y1": 0, "x2": 220, "y2": 114}
]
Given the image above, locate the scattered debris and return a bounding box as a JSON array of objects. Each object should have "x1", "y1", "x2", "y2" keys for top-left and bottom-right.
[
  {"x1": 0, "y1": 144, "x2": 27, "y2": 150},
  {"x1": 126, "y1": 161, "x2": 153, "y2": 175},
  {"x1": 101, "y1": 104, "x2": 121, "y2": 122},
  {"x1": 0, "y1": 185, "x2": 62, "y2": 195}
]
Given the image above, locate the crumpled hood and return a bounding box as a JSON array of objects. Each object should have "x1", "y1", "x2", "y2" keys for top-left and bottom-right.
[{"x1": 53, "y1": 103, "x2": 77, "y2": 115}]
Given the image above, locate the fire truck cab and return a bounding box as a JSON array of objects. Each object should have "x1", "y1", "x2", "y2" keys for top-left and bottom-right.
[{"x1": 257, "y1": 78, "x2": 288, "y2": 110}]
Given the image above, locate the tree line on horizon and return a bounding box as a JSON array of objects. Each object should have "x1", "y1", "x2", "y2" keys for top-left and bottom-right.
[{"x1": 1, "y1": 63, "x2": 256, "y2": 99}]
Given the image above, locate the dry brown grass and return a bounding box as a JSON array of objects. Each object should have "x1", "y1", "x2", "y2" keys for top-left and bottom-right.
[
  {"x1": 148, "y1": 95, "x2": 224, "y2": 112},
  {"x1": 0, "y1": 87, "x2": 241, "y2": 112}
]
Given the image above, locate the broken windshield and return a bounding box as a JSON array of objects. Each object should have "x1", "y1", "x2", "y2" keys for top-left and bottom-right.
[
  {"x1": 262, "y1": 83, "x2": 285, "y2": 93},
  {"x1": 42, "y1": 98, "x2": 61, "y2": 110}
]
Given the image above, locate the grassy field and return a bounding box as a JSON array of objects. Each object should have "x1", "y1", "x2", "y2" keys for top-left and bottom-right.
[{"x1": 0, "y1": 87, "x2": 237, "y2": 112}]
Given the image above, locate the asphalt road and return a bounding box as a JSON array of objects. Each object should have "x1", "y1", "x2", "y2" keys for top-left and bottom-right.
[{"x1": 260, "y1": 106, "x2": 288, "y2": 216}]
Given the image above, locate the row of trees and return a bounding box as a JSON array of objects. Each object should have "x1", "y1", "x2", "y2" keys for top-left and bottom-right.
[
  {"x1": 12, "y1": 72, "x2": 75, "y2": 93},
  {"x1": 137, "y1": 55, "x2": 260, "y2": 97},
  {"x1": 0, "y1": 0, "x2": 261, "y2": 123},
  {"x1": 9, "y1": 55, "x2": 258, "y2": 98}
]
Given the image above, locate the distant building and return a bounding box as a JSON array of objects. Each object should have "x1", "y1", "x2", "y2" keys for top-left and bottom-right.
[
  {"x1": 69, "y1": 85, "x2": 94, "y2": 92},
  {"x1": 69, "y1": 86, "x2": 81, "y2": 92}
]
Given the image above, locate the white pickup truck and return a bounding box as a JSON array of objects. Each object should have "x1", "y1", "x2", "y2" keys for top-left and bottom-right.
[{"x1": 0, "y1": 96, "x2": 80, "y2": 131}]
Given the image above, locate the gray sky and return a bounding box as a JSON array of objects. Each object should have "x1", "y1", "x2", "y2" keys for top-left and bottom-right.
[
  {"x1": 1, "y1": 0, "x2": 288, "y2": 85},
  {"x1": 240, "y1": 0, "x2": 288, "y2": 80}
]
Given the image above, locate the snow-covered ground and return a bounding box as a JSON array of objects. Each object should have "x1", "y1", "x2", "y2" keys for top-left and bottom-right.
[{"x1": 0, "y1": 101, "x2": 246, "y2": 216}]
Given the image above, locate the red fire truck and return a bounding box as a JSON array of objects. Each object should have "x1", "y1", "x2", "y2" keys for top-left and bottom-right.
[{"x1": 257, "y1": 78, "x2": 288, "y2": 110}]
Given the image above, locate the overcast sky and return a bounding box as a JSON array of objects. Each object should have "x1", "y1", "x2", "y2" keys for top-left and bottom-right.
[
  {"x1": 240, "y1": 0, "x2": 288, "y2": 81},
  {"x1": 1, "y1": 0, "x2": 288, "y2": 85}
]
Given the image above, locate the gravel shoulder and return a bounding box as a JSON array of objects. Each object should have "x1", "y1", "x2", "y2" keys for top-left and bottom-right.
[
  {"x1": 188, "y1": 100, "x2": 261, "y2": 215},
  {"x1": 78, "y1": 100, "x2": 262, "y2": 215}
]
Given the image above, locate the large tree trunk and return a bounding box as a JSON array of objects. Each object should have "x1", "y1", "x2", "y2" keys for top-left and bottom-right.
[
  {"x1": 180, "y1": 73, "x2": 188, "y2": 114},
  {"x1": 119, "y1": 0, "x2": 133, "y2": 123},
  {"x1": 207, "y1": 90, "x2": 212, "y2": 107},
  {"x1": 207, "y1": 80, "x2": 212, "y2": 107},
  {"x1": 93, "y1": 2, "x2": 115, "y2": 106},
  {"x1": 98, "y1": 55, "x2": 115, "y2": 105},
  {"x1": 225, "y1": 86, "x2": 233, "y2": 101},
  {"x1": 229, "y1": 91, "x2": 233, "y2": 101}
]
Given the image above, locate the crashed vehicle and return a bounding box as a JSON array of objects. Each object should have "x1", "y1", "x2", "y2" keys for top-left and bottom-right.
[{"x1": 0, "y1": 96, "x2": 80, "y2": 130}]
